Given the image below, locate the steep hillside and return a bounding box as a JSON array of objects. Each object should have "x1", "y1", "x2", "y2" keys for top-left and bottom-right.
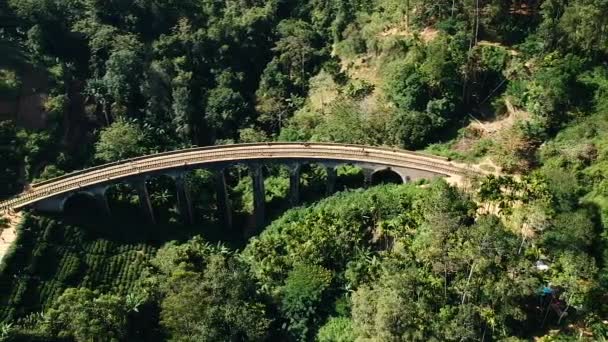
[{"x1": 1, "y1": 0, "x2": 608, "y2": 340}]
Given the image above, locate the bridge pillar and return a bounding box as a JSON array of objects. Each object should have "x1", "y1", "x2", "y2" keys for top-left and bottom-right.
[
  {"x1": 129, "y1": 178, "x2": 155, "y2": 224},
  {"x1": 174, "y1": 173, "x2": 193, "y2": 224},
  {"x1": 288, "y1": 163, "x2": 302, "y2": 206},
  {"x1": 215, "y1": 168, "x2": 232, "y2": 230},
  {"x1": 392, "y1": 167, "x2": 437, "y2": 183},
  {"x1": 251, "y1": 163, "x2": 265, "y2": 230},
  {"x1": 371, "y1": 167, "x2": 410, "y2": 185},
  {"x1": 396, "y1": 172, "x2": 411, "y2": 184},
  {"x1": 88, "y1": 186, "x2": 111, "y2": 217},
  {"x1": 326, "y1": 166, "x2": 337, "y2": 195},
  {"x1": 362, "y1": 168, "x2": 375, "y2": 188}
]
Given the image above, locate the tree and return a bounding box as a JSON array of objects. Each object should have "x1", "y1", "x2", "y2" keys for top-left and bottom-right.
[
  {"x1": 102, "y1": 48, "x2": 144, "y2": 118},
  {"x1": 559, "y1": 0, "x2": 608, "y2": 57},
  {"x1": 272, "y1": 20, "x2": 323, "y2": 89},
  {"x1": 171, "y1": 66, "x2": 196, "y2": 143},
  {"x1": 316, "y1": 317, "x2": 356, "y2": 342},
  {"x1": 541, "y1": 209, "x2": 595, "y2": 252},
  {"x1": 549, "y1": 252, "x2": 598, "y2": 324},
  {"x1": 493, "y1": 122, "x2": 544, "y2": 172},
  {"x1": 143, "y1": 238, "x2": 272, "y2": 342},
  {"x1": 238, "y1": 127, "x2": 269, "y2": 143},
  {"x1": 522, "y1": 53, "x2": 585, "y2": 133},
  {"x1": 452, "y1": 215, "x2": 538, "y2": 337},
  {"x1": 0, "y1": 120, "x2": 22, "y2": 198},
  {"x1": 94, "y1": 119, "x2": 148, "y2": 163},
  {"x1": 205, "y1": 71, "x2": 248, "y2": 141},
  {"x1": 0, "y1": 68, "x2": 20, "y2": 97},
  {"x1": 42, "y1": 288, "x2": 128, "y2": 342},
  {"x1": 351, "y1": 266, "x2": 442, "y2": 341},
  {"x1": 256, "y1": 19, "x2": 323, "y2": 132},
  {"x1": 538, "y1": 0, "x2": 569, "y2": 50},
  {"x1": 280, "y1": 264, "x2": 333, "y2": 340},
  {"x1": 390, "y1": 110, "x2": 435, "y2": 149},
  {"x1": 385, "y1": 61, "x2": 429, "y2": 111},
  {"x1": 310, "y1": 102, "x2": 378, "y2": 145},
  {"x1": 243, "y1": 184, "x2": 425, "y2": 292}
]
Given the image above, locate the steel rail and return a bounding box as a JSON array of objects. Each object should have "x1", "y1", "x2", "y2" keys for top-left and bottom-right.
[{"x1": 0, "y1": 143, "x2": 480, "y2": 212}]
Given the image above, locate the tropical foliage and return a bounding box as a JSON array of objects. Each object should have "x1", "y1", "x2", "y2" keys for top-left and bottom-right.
[{"x1": 2, "y1": 0, "x2": 608, "y2": 341}]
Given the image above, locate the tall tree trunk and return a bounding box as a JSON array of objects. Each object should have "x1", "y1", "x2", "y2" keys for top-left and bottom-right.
[
  {"x1": 541, "y1": 297, "x2": 552, "y2": 328},
  {"x1": 444, "y1": 261, "x2": 448, "y2": 302},
  {"x1": 103, "y1": 100, "x2": 111, "y2": 126},
  {"x1": 461, "y1": 261, "x2": 475, "y2": 305},
  {"x1": 475, "y1": 0, "x2": 480, "y2": 46},
  {"x1": 406, "y1": 0, "x2": 410, "y2": 30},
  {"x1": 557, "y1": 294, "x2": 573, "y2": 325},
  {"x1": 518, "y1": 236, "x2": 526, "y2": 255}
]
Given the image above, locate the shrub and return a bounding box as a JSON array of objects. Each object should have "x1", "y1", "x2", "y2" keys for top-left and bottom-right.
[
  {"x1": 343, "y1": 79, "x2": 375, "y2": 100},
  {"x1": 317, "y1": 316, "x2": 355, "y2": 342},
  {"x1": 281, "y1": 264, "x2": 333, "y2": 340},
  {"x1": 0, "y1": 69, "x2": 21, "y2": 98}
]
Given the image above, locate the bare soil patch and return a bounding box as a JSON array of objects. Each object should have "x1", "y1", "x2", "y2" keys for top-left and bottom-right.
[
  {"x1": 472, "y1": 99, "x2": 529, "y2": 134},
  {"x1": 379, "y1": 25, "x2": 438, "y2": 43},
  {"x1": 0, "y1": 211, "x2": 21, "y2": 262}
]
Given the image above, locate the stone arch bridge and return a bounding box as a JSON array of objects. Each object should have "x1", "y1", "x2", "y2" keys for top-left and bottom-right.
[{"x1": 0, "y1": 143, "x2": 479, "y2": 229}]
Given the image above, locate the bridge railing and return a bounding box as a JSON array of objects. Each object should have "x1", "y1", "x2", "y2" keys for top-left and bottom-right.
[
  {"x1": 0, "y1": 142, "x2": 470, "y2": 212},
  {"x1": 29, "y1": 142, "x2": 450, "y2": 189}
]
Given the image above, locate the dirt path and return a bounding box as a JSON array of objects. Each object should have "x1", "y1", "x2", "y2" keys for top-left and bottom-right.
[{"x1": 0, "y1": 211, "x2": 22, "y2": 263}]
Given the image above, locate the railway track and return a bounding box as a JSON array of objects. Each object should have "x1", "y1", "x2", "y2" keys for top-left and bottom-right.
[{"x1": 0, "y1": 143, "x2": 481, "y2": 212}]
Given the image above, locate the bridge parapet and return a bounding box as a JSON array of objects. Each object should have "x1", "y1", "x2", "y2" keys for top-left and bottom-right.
[{"x1": 1, "y1": 143, "x2": 482, "y2": 230}]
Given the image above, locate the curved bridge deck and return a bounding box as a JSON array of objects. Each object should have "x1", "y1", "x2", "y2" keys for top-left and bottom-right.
[{"x1": 0, "y1": 143, "x2": 479, "y2": 213}]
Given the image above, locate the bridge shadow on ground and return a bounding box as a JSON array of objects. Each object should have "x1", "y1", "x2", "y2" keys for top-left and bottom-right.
[{"x1": 61, "y1": 194, "x2": 245, "y2": 250}]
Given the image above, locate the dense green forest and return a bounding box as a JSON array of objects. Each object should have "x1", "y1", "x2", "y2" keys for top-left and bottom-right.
[{"x1": 1, "y1": 0, "x2": 608, "y2": 340}]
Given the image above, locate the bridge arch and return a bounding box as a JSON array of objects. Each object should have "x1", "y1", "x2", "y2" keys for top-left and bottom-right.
[
  {"x1": 295, "y1": 162, "x2": 333, "y2": 202},
  {"x1": 372, "y1": 168, "x2": 406, "y2": 186},
  {"x1": 335, "y1": 164, "x2": 366, "y2": 191},
  {"x1": 62, "y1": 192, "x2": 102, "y2": 219},
  {"x1": 60, "y1": 186, "x2": 110, "y2": 217},
  {"x1": 0, "y1": 143, "x2": 477, "y2": 231}
]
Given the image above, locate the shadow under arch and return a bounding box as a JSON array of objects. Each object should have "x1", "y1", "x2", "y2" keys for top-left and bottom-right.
[
  {"x1": 372, "y1": 168, "x2": 404, "y2": 186},
  {"x1": 299, "y1": 162, "x2": 330, "y2": 203},
  {"x1": 335, "y1": 163, "x2": 364, "y2": 191},
  {"x1": 222, "y1": 162, "x2": 272, "y2": 235},
  {"x1": 145, "y1": 173, "x2": 178, "y2": 223},
  {"x1": 62, "y1": 192, "x2": 104, "y2": 223},
  {"x1": 105, "y1": 182, "x2": 139, "y2": 217}
]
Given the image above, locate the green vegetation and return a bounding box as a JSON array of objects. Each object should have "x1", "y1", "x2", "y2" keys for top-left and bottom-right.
[
  {"x1": 0, "y1": 69, "x2": 20, "y2": 98},
  {"x1": 0, "y1": 215, "x2": 156, "y2": 321},
  {"x1": 144, "y1": 239, "x2": 271, "y2": 341},
  {"x1": 94, "y1": 120, "x2": 150, "y2": 163},
  {"x1": 4, "y1": 180, "x2": 607, "y2": 340},
  {"x1": 0, "y1": 121, "x2": 22, "y2": 197},
  {"x1": 2, "y1": 0, "x2": 608, "y2": 341}
]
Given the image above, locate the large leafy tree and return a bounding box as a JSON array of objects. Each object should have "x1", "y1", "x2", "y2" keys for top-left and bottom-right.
[
  {"x1": 352, "y1": 266, "x2": 444, "y2": 341},
  {"x1": 559, "y1": 0, "x2": 608, "y2": 56},
  {"x1": 142, "y1": 237, "x2": 272, "y2": 342},
  {"x1": 280, "y1": 264, "x2": 333, "y2": 340},
  {"x1": 0, "y1": 120, "x2": 23, "y2": 198},
  {"x1": 94, "y1": 119, "x2": 149, "y2": 163},
  {"x1": 205, "y1": 70, "x2": 248, "y2": 141},
  {"x1": 256, "y1": 19, "x2": 323, "y2": 132},
  {"x1": 42, "y1": 288, "x2": 128, "y2": 342}
]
